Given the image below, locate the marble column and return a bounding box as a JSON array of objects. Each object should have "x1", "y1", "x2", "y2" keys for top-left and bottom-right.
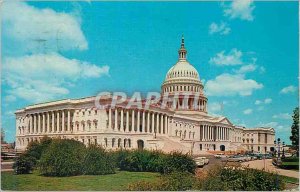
[
  {"x1": 137, "y1": 110, "x2": 140, "y2": 132},
  {"x1": 56, "y1": 111, "x2": 60, "y2": 132},
  {"x1": 156, "y1": 113, "x2": 159, "y2": 135},
  {"x1": 132, "y1": 110, "x2": 135, "y2": 132},
  {"x1": 42, "y1": 113, "x2": 45, "y2": 133},
  {"x1": 151, "y1": 113, "x2": 154, "y2": 133},
  {"x1": 160, "y1": 114, "x2": 163, "y2": 134},
  {"x1": 37, "y1": 114, "x2": 40, "y2": 133},
  {"x1": 147, "y1": 112, "x2": 150, "y2": 133},
  {"x1": 121, "y1": 109, "x2": 124, "y2": 132},
  {"x1": 51, "y1": 112, "x2": 54, "y2": 132},
  {"x1": 108, "y1": 108, "x2": 112, "y2": 129},
  {"x1": 67, "y1": 110, "x2": 70, "y2": 132},
  {"x1": 126, "y1": 110, "x2": 129, "y2": 132},
  {"x1": 47, "y1": 112, "x2": 50, "y2": 133},
  {"x1": 62, "y1": 110, "x2": 65, "y2": 133},
  {"x1": 114, "y1": 109, "x2": 118, "y2": 130},
  {"x1": 164, "y1": 115, "x2": 167, "y2": 134},
  {"x1": 142, "y1": 111, "x2": 145, "y2": 133}
]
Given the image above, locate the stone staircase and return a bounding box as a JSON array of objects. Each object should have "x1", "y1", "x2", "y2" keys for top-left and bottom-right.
[{"x1": 156, "y1": 136, "x2": 191, "y2": 154}]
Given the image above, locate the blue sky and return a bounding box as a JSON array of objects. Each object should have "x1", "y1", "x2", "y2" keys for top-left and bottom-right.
[{"x1": 1, "y1": 1, "x2": 298, "y2": 143}]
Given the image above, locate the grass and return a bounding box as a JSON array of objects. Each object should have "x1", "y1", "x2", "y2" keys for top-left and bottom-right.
[
  {"x1": 282, "y1": 162, "x2": 299, "y2": 166},
  {"x1": 1, "y1": 171, "x2": 160, "y2": 191},
  {"x1": 280, "y1": 175, "x2": 299, "y2": 184}
]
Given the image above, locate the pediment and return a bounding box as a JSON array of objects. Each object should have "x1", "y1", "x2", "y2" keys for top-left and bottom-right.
[{"x1": 219, "y1": 117, "x2": 233, "y2": 126}]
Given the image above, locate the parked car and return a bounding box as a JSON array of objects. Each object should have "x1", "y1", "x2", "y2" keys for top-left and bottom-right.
[
  {"x1": 214, "y1": 153, "x2": 227, "y2": 159},
  {"x1": 197, "y1": 156, "x2": 209, "y2": 164},
  {"x1": 194, "y1": 157, "x2": 205, "y2": 167},
  {"x1": 227, "y1": 155, "x2": 246, "y2": 162},
  {"x1": 263, "y1": 154, "x2": 273, "y2": 159}
]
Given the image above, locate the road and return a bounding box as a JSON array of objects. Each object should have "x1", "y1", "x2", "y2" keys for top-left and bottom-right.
[{"x1": 241, "y1": 159, "x2": 299, "y2": 178}]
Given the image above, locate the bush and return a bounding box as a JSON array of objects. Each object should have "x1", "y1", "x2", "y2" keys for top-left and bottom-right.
[
  {"x1": 115, "y1": 149, "x2": 195, "y2": 174},
  {"x1": 282, "y1": 157, "x2": 299, "y2": 162},
  {"x1": 199, "y1": 166, "x2": 285, "y2": 191},
  {"x1": 127, "y1": 171, "x2": 195, "y2": 191},
  {"x1": 162, "y1": 151, "x2": 196, "y2": 174},
  {"x1": 26, "y1": 137, "x2": 52, "y2": 161},
  {"x1": 39, "y1": 139, "x2": 86, "y2": 176},
  {"x1": 12, "y1": 154, "x2": 36, "y2": 174},
  {"x1": 83, "y1": 145, "x2": 116, "y2": 175}
]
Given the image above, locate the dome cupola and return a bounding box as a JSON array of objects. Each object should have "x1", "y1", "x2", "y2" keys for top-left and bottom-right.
[{"x1": 161, "y1": 36, "x2": 207, "y2": 112}]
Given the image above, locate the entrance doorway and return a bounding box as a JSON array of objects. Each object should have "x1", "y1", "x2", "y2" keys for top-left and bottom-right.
[
  {"x1": 220, "y1": 145, "x2": 225, "y2": 151},
  {"x1": 137, "y1": 140, "x2": 144, "y2": 150}
]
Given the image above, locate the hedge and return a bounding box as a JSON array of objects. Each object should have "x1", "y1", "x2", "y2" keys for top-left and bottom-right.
[
  {"x1": 114, "y1": 149, "x2": 196, "y2": 174},
  {"x1": 39, "y1": 139, "x2": 86, "y2": 176},
  {"x1": 83, "y1": 144, "x2": 116, "y2": 175},
  {"x1": 127, "y1": 166, "x2": 285, "y2": 191}
]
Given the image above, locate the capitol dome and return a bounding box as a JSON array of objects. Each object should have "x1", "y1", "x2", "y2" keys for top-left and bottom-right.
[{"x1": 161, "y1": 36, "x2": 207, "y2": 113}]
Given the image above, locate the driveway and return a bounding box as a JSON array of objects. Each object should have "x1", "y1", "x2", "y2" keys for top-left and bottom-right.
[{"x1": 241, "y1": 159, "x2": 299, "y2": 178}]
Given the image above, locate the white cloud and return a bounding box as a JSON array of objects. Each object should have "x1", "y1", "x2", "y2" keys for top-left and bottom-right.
[
  {"x1": 255, "y1": 100, "x2": 262, "y2": 105},
  {"x1": 257, "y1": 122, "x2": 288, "y2": 132},
  {"x1": 223, "y1": 0, "x2": 255, "y2": 21},
  {"x1": 257, "y1": 106, "x2": 264, "y2": 111},
  {"x1": 255, "y1": 98, "x2": 272, "y2": 105},
  {"x1": 234, "y1": 64, "x2": 257, "y2": 74},
  {"x1": 4, "y1": 95, "x2": 16, "y2": 102},
  {"x1": 2, "y1": 1, "x2": 88, "y2": 52},
  {"x1": 280, "y1": 85, "x2": 297, "y2": 94},
  {"x1": 272, "y1": 113, "x2": 291, "y2": 120},
  {"x1": 243, "y1": 108, "x2": 252, "y2": 115},
  {"x1": 264, "y1": 98, "x2": 272, "y2": 104},
  {"x1": 209, "y1": 22, "x2": 231, "y2": 35},
  {"x1": 3, "y1": 53, "x2": 109, "y2": 103},
  {"x1": 209, "y1": 49, "x2": 243, "y2": 66},
  {"x1": 208, "y1": 102, "x2": 223, "y2": 113},
  {"x1": 205, "y1": 73, "x2": 263, "y2": 96}
]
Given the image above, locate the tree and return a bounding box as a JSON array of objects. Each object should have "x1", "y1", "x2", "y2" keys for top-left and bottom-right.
[{"x1": 290, "y1": 107, "x2": 299, "y2": 156}]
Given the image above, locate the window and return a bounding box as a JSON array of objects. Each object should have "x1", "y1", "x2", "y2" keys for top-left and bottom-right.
[
  {"x1": 95, "y1": 138, "x2": 97, "y2": 144},
  {"x1": 95, "y1": 110, "x2": 97, "y2": 115},
  {"x1": 112, "y1": 138, "x2": 115, "y2": 147}
]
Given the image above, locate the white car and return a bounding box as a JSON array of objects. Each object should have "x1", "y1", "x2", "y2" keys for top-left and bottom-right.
[
  {"x1": 194, "y1": 157, "x2": 205, "y2": 167},
  {"x1": 197, "y1": 156, "x2": 209, "y2": 164},
  {"x1": 214, "y1": 153, "x2": 227, "y2": 158}
]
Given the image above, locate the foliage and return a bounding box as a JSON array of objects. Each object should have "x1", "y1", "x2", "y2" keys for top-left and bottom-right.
[
  {"x1": 279, "y1": 162, "x2": 299, "y2": 170},
  {"x1": 199, "y1": 167, "x2": 285, "y2": 191},
  {"x1": 128, "y1": 166, "x2": 285, "y2": 191},
  {"x1": 282, "y1": 157, "x2": 299, "y2": 162},
  {"x1": 114, "y1": 149, "x2": 195, "y2": 174},
  {"x1": 39, "y1": 139, "x2": 86, "y2": 176},
  {"x1": 290, "y1": 107, "x2": 299, "y2": 156},
  {"x1": 127, "y1": 171, "x2": 195, "y2": 191},
  {"x1": 83, "y1": 144, "x2": 116, "y2": 175},
  {"x1": 163, "y1": 151, "x2": 196, "y2": 174},
  {"x1": 25, "y1": 136, "x2": 52, "y2": 161},
  {"x1": 12, "y1": 154, "x2": 36, "y2": 174}
]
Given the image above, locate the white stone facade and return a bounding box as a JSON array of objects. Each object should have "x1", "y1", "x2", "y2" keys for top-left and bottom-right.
[{"x1": 15, "y1": 37, "x2": 275, "y2": 154}]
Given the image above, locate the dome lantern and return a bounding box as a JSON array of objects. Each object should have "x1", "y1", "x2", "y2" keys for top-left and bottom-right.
[{"x1": 178, "y1": 35, "x2": 187, "y2": 61}]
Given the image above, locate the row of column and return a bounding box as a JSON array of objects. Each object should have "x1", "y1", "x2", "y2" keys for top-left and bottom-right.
[
  {"x1": 200, "y1": 125, "x2": 230, "y2": 141},
  {"x1": 108, "y1": 108, "x2": 169, "y2": 135},
  {"x1": 27, "y1": 110, "x2": 72, "y2": 134}
]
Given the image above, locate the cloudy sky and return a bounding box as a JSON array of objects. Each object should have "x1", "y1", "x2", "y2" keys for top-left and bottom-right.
[{"x1": 2, "y1": 1, "x2": 298, "y2": 143}]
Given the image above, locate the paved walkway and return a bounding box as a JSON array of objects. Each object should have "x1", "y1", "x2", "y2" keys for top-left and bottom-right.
[{"x1": 241, "y1": 159, "x2": 299, "y2": 178}]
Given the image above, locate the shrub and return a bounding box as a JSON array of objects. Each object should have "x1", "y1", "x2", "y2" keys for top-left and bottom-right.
[
  {"x1": 127, "y1": 171, "x2": 195, "y2": 191},
  {"x1": 26, "y1": 137, "x2": 52, "y2": 161},
  {"x1": 83, "y1": 144, "x2": 116, "y2": 175},
  {"x1": 39, "y1": 139, "x2": 86, "y2": 176},
  {"x1": 162, "y1": 151, "x2": 196, "y2": 174},
  {"x1": 12, "y1": 154, "x2": 36, "y2": 174},
  {"x1": 199, "y1": 166, "x2": 285, "y2": 191},
  {"x1": 115, "y1": 149, "x2": 195, "y2": 174}
]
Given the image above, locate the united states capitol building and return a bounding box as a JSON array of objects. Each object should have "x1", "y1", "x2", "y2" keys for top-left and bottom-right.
[{"x1": 15, "y1": 37, "x2": 275, "y2": 154}]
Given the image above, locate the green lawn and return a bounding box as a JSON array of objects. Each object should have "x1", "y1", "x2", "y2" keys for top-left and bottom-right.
[
  {"x1": 1, "y1": 171, "x2": 160, "y2": 191},
  {"x1": 281, "y1": 175, "x2": 299, "y2": 184}
]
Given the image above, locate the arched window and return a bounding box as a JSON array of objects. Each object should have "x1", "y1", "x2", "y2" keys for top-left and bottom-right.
[
  {"x1": 118, "y1": 138, "x2": 121, "y2": 148},
  {"x1": 112, "y1": 138, "x2": 115, "y2": 147},
  {"x1": 104, "y1": 138, "x2": 108, "y2": 147},
  {"x1": 128, "y1": 139, "x2": 131, "y2": 148}
]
